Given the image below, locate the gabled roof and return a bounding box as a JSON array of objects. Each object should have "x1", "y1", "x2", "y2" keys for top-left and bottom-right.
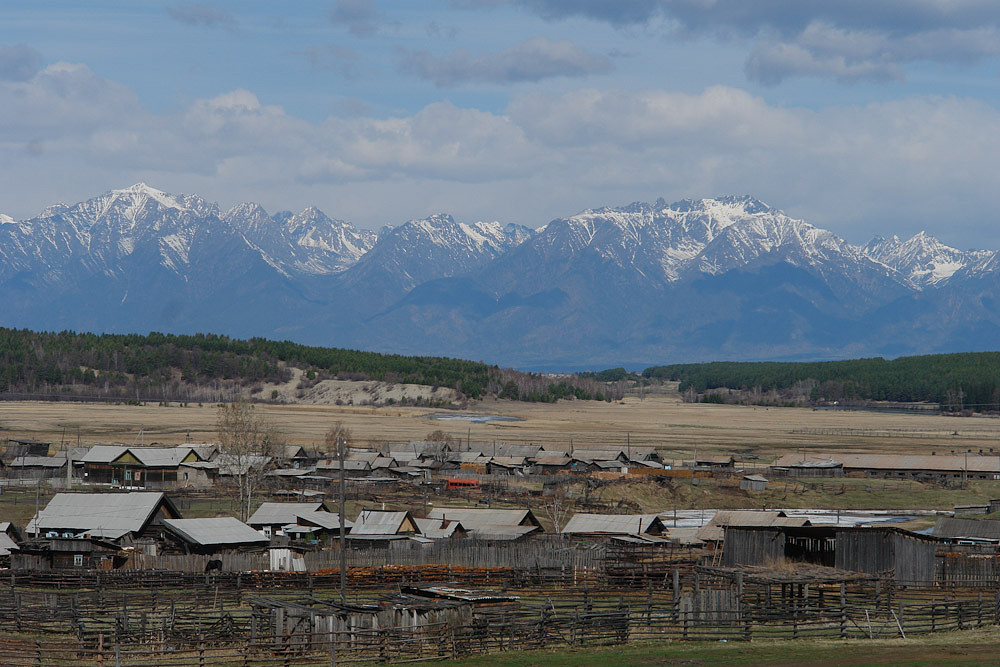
[
  {"x1": 247, "y1": 502, "x2": 329, "y2": 526},
  {"x1": 352, "y1": 510, "x2": 416, "y2": 535},
  {"x1": 118, "y1": 447, "x2": 195, "y2": 467},
  {"x1": 572, "y1": 449, "x2": 628, "y2": 462},
  {"x1": 161, "y1": 517, "x2": 269, "y2": 547},
  {"x1": 532, "y1": 457, "x2": 573, "y2": 466},
  {"x1": 294, "y1": 511, "x2": 352, "y2": 531},
  {"x1": 283, "y1": 445, "x2": 308, "y2": 459},
  {"x1": 28, "y1": 492, "x2": 179, "y2": 540},
  {"x1": 346, "y1": 451, "x2": 380, "y2": 463},
  {"x1": 934, "y1": 517, "x2": 1000, "y2": 541},
  {"x1": 489, "y1": 456, "x2": 526, "y2": 467},
  {"x1": 562, "y1": 513, "x2": 664, "y2": 535},
  {"x1": 426, "y1": 508, "x2": 540, "y2": 530},
  {"x1": 0, "y1": 532, "x2": 18, "y2": 556},
  {"x1": 414, "y1": 517, "x2": 465, "y2": 539},
  {"x1": 80, "y1": 445, "x2": 129, "y2": 464}
]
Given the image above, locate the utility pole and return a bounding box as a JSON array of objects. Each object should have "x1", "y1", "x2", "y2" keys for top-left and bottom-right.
[
  {"x1": 338, "y1": 435, "x2": 347, "y2": 605},
  {"x1": 33, "y1": 480, "x2": 40, "y2": 538}
]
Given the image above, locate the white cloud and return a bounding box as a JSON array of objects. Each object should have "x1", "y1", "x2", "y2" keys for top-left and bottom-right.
[{"x1": 3, "y1": 62, "x2": 1000, "y2": 246}]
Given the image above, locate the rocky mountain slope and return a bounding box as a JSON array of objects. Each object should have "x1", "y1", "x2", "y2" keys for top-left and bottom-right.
[{"x1": 2, "y1": 184, "x2": 998, "y2": 367}]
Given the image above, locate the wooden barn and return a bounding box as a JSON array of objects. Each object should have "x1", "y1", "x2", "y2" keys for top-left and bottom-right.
[{"x1": 721, "y1": 525, "x2": 939, "y2": 583}]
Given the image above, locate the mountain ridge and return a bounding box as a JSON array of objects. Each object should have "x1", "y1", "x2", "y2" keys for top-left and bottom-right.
[{"x1": 2, "y1": 184, "x2": 998, "y2": 367}]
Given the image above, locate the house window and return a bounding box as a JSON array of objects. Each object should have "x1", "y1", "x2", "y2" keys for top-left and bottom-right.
[
  {"x1": 73, "y1": 554, "x2": 83, "y2": 567},
  {"x1": 124, "y1": 469, "x2": 132, "y2": 481}
]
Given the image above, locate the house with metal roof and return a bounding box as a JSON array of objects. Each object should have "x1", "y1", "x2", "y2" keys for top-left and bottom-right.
[
  {"x1": 562, "y1": 513, "x2": 666, "y2": 538},
  {"x1": 425, "y1": 508, "x2": 542, "y2": 541},
  {"x1": 0, "y1": 522, "x2": 21, "y2": 559},
  {"x1": 348, "y1": 510, "x2": 420, "y2": 545},
  {"x1": 27, "y1": 492, "x2": 181, "y2": 543},
  {"x1": 283, "y1": 510, "x2": 353, "y2": 544},
  {"x1": 5, "y1": 455, "x2": 68, "y2": 480},
  {"x1": 247, "y1": 501, "x2": 334, "y2": 538},
  {"x1": 413, "y1": 517, "x2": 467, "y2": 540},
  {"x1": 161, "y1": 517, "x2": 270, "y2": 554}
]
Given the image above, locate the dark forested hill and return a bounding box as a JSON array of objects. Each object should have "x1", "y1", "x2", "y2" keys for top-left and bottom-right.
[
  {"x1": 644, "y1": 352, "x2": 1000, "y2": 411},
  {"x1": 0, "y1": 328, "x2": 614, "y2": 405}
]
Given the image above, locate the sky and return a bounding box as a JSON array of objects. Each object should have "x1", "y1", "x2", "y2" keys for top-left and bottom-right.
[{"x1": 2, "y1": 1, "x2": 1000, "y2": 247}]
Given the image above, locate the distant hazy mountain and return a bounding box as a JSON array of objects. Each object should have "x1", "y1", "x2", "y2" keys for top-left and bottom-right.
[{"x1": 3, "y1": 184, "x2": 999, "y2": 368}]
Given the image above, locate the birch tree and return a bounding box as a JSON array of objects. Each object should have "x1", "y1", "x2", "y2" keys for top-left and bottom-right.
[{"x1": 216, "y1": 400, "x2": 280, "y2": 520}]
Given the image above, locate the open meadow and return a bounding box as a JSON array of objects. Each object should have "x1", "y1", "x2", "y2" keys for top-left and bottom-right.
[{"x1": 3, "y1": 391, "x2": 1000, "y2": 462}]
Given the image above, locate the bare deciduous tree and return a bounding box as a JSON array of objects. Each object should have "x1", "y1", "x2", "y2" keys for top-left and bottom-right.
[{"x1": 216, "y1": 400, "x2": 281, "y2": 520}]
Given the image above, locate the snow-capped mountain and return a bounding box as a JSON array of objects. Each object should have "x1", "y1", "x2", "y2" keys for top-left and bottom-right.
[
  {"x1": 862, "y1": 232, "x2": 996, "y2": 288},
  {"x1": 3, "y1": 184, "x2": 1000, "y2": 367}
]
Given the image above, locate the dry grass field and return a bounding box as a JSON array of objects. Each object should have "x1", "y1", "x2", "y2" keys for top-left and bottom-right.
[{"x1": 2, "y1": 391, "x2": 1000, "y2": 460}]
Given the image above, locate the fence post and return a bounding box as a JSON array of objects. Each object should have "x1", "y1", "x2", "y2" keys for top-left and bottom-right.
[
  {"x1": 97, "y1": 633, "x2": 104, "y2": 667},
  {"x1": 682, "y1": 610, "x2": 689, "y2": 640},
  {"x1": 199, "y1": 634, "x2": 206, "y2": 667},
  {"x1": 839, "y1": 583, "x2": 847, "y2": 639},
  {"x1": 931, "y1": 602, "x2": 936, "y2": 632}
]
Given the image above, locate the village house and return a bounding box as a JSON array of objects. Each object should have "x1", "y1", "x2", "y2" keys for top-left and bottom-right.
[
  {"x1": 27, "y1": 492, "x2": 181, "y2": 545},
  {"x1": 160, "y1": 517, "x2": 270, "y2": 555},
  {"x1": 348, "y1": 509, "x2": 421, "y2": 546},
  {"x1": 247, "y1": 501, "x2": 340, "y2": 538},
  {"x1": 561, "y1": 513, "x2": 666, "y2": 540},
  {"x1": 426, "y1": 508, "x2": 543, "y2": 541},
  {"x1": 413, "y1": 517, "x2": 467, "y2": 540},
  {"x1": 12, "y1": 536, "x2": 126, "y2": 570}
]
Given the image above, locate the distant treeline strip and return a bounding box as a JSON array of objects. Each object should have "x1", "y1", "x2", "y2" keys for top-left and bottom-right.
[
  {"x1": 0, "y1": 328, "x2": 615, "y2": 404},
  {"x1": 643, "y1": 352, "x2": 1000, "y2": 411}
]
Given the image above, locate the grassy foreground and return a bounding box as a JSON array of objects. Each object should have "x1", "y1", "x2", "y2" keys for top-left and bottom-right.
[{"x1": 407, "y1": 629, "x2": 1000, "y2": 666}]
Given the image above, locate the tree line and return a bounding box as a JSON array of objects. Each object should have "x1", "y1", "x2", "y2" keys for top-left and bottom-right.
[
  {"x1": 642, "y1": 352, "x2": 1000, "y2": 411},
  {"x1": 0, "y1": 327, "x2": 613, "y2": 404}
]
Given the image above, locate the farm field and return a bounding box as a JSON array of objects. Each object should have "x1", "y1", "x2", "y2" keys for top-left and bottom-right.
[{"x1": 4, "y1": 392, "x2": 1000, "y2": 460}]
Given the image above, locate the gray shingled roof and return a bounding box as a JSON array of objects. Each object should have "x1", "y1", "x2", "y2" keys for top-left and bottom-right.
[
  {"x1": 27, "y1": 492, "x2": 177, "y2": 540},
  {"x1": 562, "y1": 513, "x2": 664, "y2": 535},
  {"x1": 247, "y1": 502, "x2": 328, "y2": 526},
  {"x1": 162, "y1": 517, "x2": 269, "y2": 546}
]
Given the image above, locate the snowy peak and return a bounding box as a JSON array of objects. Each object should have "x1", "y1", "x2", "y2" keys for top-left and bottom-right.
[
  {"x1": 0, "y1": 214, "x2": 15, "y2": 224},
  {"x1": 863, "y1": 231, "x2": 994, "y2": 287}
]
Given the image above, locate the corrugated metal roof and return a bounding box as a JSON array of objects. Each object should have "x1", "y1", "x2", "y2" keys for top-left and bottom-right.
[
  {"x1": 28, "y1": 492, "x2": 175, "y2": 538},
  {"x1": 426, "y1": 508, "x2": 538, "y2": 530},
  {"x1": 247, "y1": 502, "x2": 328, "y2": 526},
  {"x1": 743, "y1": 475, "x2": 769, "y2": 482},
  {"x1": 80, "y1": 445, "x2": 128, "y2": 464},
  {"x1": 162, "y1": 517, "x2": 269, "y2": 546},
  {"x1": 352, "y1": 510, "x2": 414, "y2": 535},
  {"x1": 0, "y1": 532, "x2": 18, "y2": 556},
  {"x1": 934, "y1": 517, "x2": 1000, "y2": 540},
  {"x1": 466, "y1": 525, "x2": 538, "y2": 540},
  {"x1": 562, "y1": 513, "x2": 663, "y2": 535}
]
